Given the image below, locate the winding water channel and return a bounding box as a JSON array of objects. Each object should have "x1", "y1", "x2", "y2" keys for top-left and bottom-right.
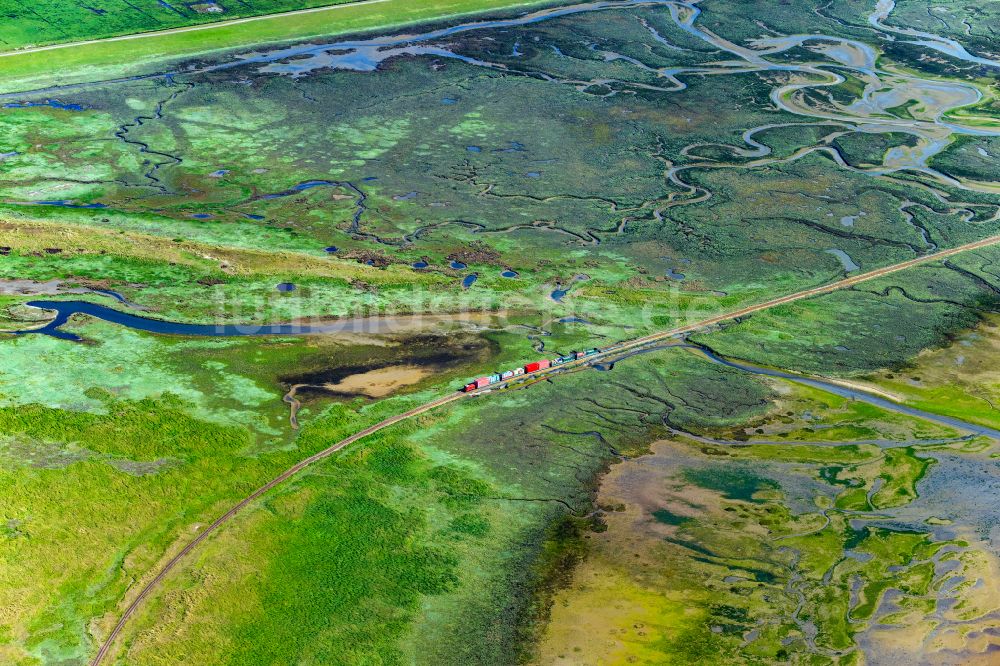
[
  {"x1": 7, "y1": 299, "x2": 998, "y2": 440},
  {"x1": 596, "y1": 341, "x2": 1000, "y2": 440},
  {"x1": 194, "y1": 0, "x2": 1000, "y2": 197},
  {"x1": 3, "y1": 1, "x2": 999, "y2": 438},
  {"x1": 693, "y1": 346, "x2": 1000, "y2": 439},
  {"x1": 5, "y1": 0, "x2": 996, "y2": 171},
  {"x1": 6, "y1": 300, "x2": 482, "y2": 341},
  {"x1": 2, "y1": 4, "x2": 999, "y2": 662},
  {"x1": 2, "y1": 0, "x2": 998, "y2": 232}
]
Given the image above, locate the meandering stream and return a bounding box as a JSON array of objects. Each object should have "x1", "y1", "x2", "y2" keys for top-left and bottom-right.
[
  {"x1": 8, "y1": 299, "x2": 998, "y2": 440},
  {"x1": 692, "y1": 345, "x2": 1000, "y2": 439},
  {"x1": 5, "y1": 300, "x2": 489, "y2": 341},
  {"x1": 3, "y1": 0, "x2": 999, "y2": 236}
]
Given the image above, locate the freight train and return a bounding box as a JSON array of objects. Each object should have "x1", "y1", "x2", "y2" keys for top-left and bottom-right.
[{"x1": 463, "y1": 348, "x2": 602, "y2": 392}]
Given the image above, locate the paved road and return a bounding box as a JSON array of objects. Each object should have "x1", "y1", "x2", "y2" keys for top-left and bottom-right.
[{"x1": 90, "y1": 233, "x2": 1000, "y2": 664}]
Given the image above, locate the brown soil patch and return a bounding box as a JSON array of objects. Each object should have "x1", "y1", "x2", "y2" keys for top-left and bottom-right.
[{"x1": 321, "y1": 364, "x2": 431, "y2": 398}]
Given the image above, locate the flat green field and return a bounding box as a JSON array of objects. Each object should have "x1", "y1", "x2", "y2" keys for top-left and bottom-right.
[{"x1": 0, "y1": 0, "x2": 356, "y2": 52}]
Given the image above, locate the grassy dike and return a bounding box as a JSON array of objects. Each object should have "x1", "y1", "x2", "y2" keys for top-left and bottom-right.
[
  {"x1": 0, "y1": 1, "x2": 359, "y2": 53},
  {"x1": 0, "y1": 0, "x2": 559, "y2": 95}
]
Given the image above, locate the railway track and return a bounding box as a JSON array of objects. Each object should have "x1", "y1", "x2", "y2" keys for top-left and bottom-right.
[
  {"x1": 89, "y1": 392, "x2": 461, "y2": 666},
  {"x1": 576, "y1": 233, "x2": 1000, "y2": 361},
  {"x1": 90, "y1": 233, "x2": 1000, "y2": 665}
]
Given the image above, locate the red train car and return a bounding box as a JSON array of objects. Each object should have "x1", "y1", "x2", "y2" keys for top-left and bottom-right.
[
  {"x1": 524, "y1": 359, "x2": 551, "y2": 373},
  {"x1": 465, "y1": 355, "x2": 563, "y2": 393}
]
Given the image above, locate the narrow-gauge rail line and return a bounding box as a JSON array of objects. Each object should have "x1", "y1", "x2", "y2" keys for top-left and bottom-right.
[
  {"x1": 89, "y1": 392, "x2": 461, "y2": 666},
  {"x1": 574, "y1": 233, "x2": 1000, "y2": 362},
  {"x1": 91, "y1": 234, "x2": 1000, "y2": 664}
]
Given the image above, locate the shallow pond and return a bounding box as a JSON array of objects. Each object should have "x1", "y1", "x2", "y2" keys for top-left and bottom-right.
[
  {"x1": 3, "y1": 99, "x2": 84, "y2": 111},
  {"x1": 825, "y1": 248, "x2": 860, "y2": 272}
]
